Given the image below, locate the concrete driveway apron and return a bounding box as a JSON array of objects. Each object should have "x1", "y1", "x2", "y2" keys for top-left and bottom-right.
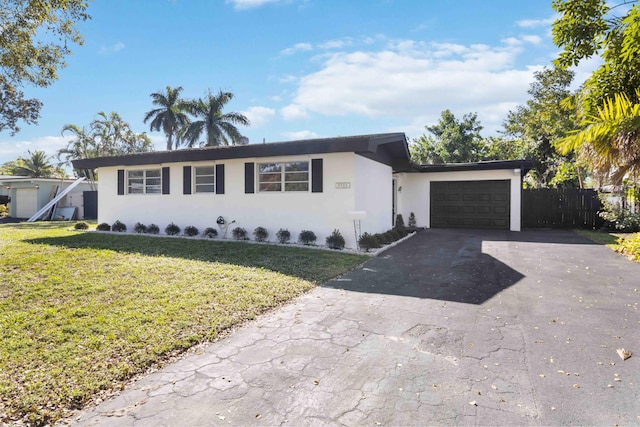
[{"x1": 73, "y1": 229, "x2": 640, "y2": 426}]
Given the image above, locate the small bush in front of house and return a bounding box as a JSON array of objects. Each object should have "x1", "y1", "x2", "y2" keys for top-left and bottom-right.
[
  {"x1": 395, "y1": 214, "x2": 405, "y2": 229},
  {"x1": 184, "y1": 225, "x2": 199, "y2": 237},
  {"x1": 299, "y1": 230, "x2": 317, "y2": 245},
  {"x1": 0, "y1": 204, "x2": 8, "y2": 218},
  {"x1": 133, "y1": 222, "x2": 147, "y2": 233},
  {"x1": 408, "y1": 212, "x2": 416, "y2": 227},
  {"x1": 359, "y1": 233, "x2": 381, "y2": 252},
  {"x1": 375, "y1": 233, "x2": 390, "y2": 245},
  {"x1": 74, "y1": 221, "x2": 89, "y2": 230},
  {"x1": 147, "y1": 223, "x2": 160, "y2": 234},
  {"x1": 253, "y1": 226, "x2": 269, "y2": 242},
  {"x1": 326, "y1": 229, "x2": 345, "y2": 250},
  {"x1": 96, "y1": 222, "x2": 111, "y2": 231},
  {"x1": 165, "y1": 222, "x2": 181, "y2": 236},
  {"x1": 276, "y1": 228, "x2": 291, "y2": 244},
  {"x1": 232, "y1": 227, "x2": 248, "y2": 240},
  {"x1": 112, "y1": 220, "x2": 127, "y2": 232},
  {"x1": 202, "y1": 227, "x2": 218, "y2": 238},
  {"x1": 385, "y1": 230, "x2": 397, "y2": 242},
  {"x1": 397, "y1": 227, "x2": 408, "y2": 238}
]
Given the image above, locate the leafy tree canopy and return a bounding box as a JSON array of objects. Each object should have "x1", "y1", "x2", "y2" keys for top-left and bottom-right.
[
  {"x1": 0, "y1": 0, "x2": 91, "y2": 135},
  {"x1": 58, "y1": 111, "x2": 153, "y2": 179},
  {"x1": 410, "y1": 110, "x2": 487, "y2": 164},
  {"x1": 502, "y1": 67, "x2": 585, "y2": 188},
  {"x1": 6, "y1": 150, "x2": 64, "y2": 178},
  {"x1": 553, "y1": 0, "x2": 640, "y2": 111}
]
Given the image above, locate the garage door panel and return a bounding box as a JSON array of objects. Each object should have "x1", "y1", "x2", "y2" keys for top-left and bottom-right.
[{"x1": 430, "y1": 180, "x2": 510, "y2": 230}]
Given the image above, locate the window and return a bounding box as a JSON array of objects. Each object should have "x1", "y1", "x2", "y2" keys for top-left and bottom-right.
[
  {"x1": 194, "y1": 166, "x2": 215, "y2": 193},
  {"x1": 258, "y1": 161, "x2": 309, "y2": 192},
  {"x1": 127, "y1": 169, "x2": 161, "y2": 194}
]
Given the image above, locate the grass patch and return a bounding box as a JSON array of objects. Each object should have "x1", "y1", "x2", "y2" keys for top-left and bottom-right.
[
  {"x1": 0, "y1": 223, "x2": 366, "y2": 425},
  {"x1": 574, "y1": 229, "x2": 640, "y2": 261}
]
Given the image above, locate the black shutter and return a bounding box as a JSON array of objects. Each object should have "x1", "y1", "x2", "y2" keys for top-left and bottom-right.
[
  {"x1": 245, "y1": 162, "x2": 254, "y2": 194},
  {"x1": 183, "y1": 166, "x2": 191, "y2": 194},
  {"x1": 311, "y1": 159, "x2": 323, "y2": 193},
  {"x1": 216, "y1": 164, "x2": 225, "y2": 194},
  {"x1": 117, "y1": 169, "x2": 125, "y2": 195},
  {"x1": 162, "y1": 167, "x2": 170, "y2": 194}
]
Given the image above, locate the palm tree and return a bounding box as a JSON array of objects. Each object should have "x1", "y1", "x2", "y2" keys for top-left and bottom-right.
[
  {"x1": 13, "y1": 150, "x2": 58, "y2": 178},
  {"x1": 143, "y1": 86, "x2": 190, "y2": 150},
  {"x1": 556, "y1": 90, "x2": 640, "y2": 185},
  {"x1": 181, "y1": 90, "x2": 250, "y2": 147}
]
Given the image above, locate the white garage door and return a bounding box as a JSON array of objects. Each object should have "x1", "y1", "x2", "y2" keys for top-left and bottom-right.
[{"x1": 15, "y1": 188, "x2": 38, "y2": 218}]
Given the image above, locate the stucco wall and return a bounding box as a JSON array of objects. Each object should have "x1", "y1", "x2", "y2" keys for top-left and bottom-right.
[
  {"x1": 396, "y1": 169, "x2": 522, "y2": 231},
  {"x1": 97, "y1": 153, "x2": 393, "y2": 249},
  {"x1": 354, "y1": 154, "x2": 393, "y2": 234}
]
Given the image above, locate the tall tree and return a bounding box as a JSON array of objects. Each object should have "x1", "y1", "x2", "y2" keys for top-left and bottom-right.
[
  {"x1": 556, "y1": 90, "x2": 640, "y2": 185},
  {"x1": 59, "y1": 112, "x2": 153, "y2": 180},
  {"x1": 552, "y1": 0, "x2": 640, "y2": 112},
  {"x1": 0, "y1": 0, "x2": 91, "y2": 135},
  {"x1": 502, "y1": 67, "x2": 583, "y2": 188},
  {"x1": 181, "y1": 90, "x2": 250, "y2": 147},
  {"x1": 143, "y1": 86, "x2": 190, "y2": 150},
  {"x1": 410, "y1": 110, "x2": 486, "y2": 164},
  {"x1": 11, "y1": 150, "x2": 60, "y2": 178}
]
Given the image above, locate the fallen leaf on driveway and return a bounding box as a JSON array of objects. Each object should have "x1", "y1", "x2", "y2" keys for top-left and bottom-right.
[
  {"x1": 616, "y1": 348, "x2": 632, "y2": 360},
  {"x1": 469, "y1": 401, "x2": 477, "y2": 406}
]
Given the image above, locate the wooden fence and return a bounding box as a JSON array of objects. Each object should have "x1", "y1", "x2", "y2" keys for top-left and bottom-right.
[{"x1": 522, "y1": 189, "x2": 603, "y2": 229}]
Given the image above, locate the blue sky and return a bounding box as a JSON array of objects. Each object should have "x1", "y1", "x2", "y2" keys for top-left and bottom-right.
[{"x1": 0, "y1": 0, "x2": 599, "y2": 166}]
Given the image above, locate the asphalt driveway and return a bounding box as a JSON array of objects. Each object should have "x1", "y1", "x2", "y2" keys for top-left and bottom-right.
[{"x1": 73, "y1": 229, "x2": 640, "y2": 426}]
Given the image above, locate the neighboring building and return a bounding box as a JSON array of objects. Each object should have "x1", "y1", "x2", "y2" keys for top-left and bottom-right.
[
  {"x1": 0, "y1": 176, "x2": 94, "y2": 220},
  {"x1": 72, "y1": 133, "x2": 532, "y2": 249}
]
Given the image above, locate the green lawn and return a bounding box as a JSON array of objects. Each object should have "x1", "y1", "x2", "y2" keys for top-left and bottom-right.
[
  {"x1": 574, "y1": 229, "x2": 640, "y2": 261},
  {"x1": 0, "y1": 223, "x2": 367, "y2": 425}
]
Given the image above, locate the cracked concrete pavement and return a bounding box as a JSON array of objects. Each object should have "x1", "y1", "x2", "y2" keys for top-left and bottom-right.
[{"x1": 72, "y1": 229, "x2": 640, "y2": 426}]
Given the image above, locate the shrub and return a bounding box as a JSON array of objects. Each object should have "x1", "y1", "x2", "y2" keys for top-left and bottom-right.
[
  {"x1": 599, "y1": 194, "x2": 640, "y2": 232},
  {"x1": 326, "y1": 229, "x2": 345, "y2": 250},
  {"x1": 74, "y1": 221, "x2": 89, "y2": 230},
  {"x1": 408, "y1": 212, "x2": 416, "y2": 227},
  {"x1": 388, "y1": 229, "x2": 400, "y2": 241},
  {"x1": 276, "y1": 228, "x2": 291, "y2": 244},
  {"x1": 396, "y1": 227, "x2": 408, "y2": 238},
  {"x1": 133, "y1": 222, "x2": 147, "y2": 233},
  {"x1": 375, "y1": 233, "x2": 390, "y2": 245},
  {"x1": 299, "y1": 230, "x2": 317, "y2": 245},
  {"x1": 202, "y1": 227, "x2": 218, "y2": 238},
  {"x1": 0, "y1": 204, "x2": 7, "y2": 218},
  {"x1": 147, "y1": 223, "x2": 160, "y2": 234},
  {"x1": 232, "y1": 227, "x2": 248, "y2": 240},
  {"x1": 359, "y1": 233, "x2": 381, "y2": 252},
  {"x1": 253, "y1": 226, "x2": 269, "y2": 242},
  {"x1": 112, "y1": 220, "x2": 127, "y2": 232},
  {"x1": 96, "y1": 222, "x2": 111, "y2": 231},
  {"x1": 395, "y1": 214, "x2": 405, "y2": 228},
  {"x1": 184, "y1": 225, "x2": 199, "y2": 236},
  {"x1": 165, "y1": 222, "x2": 181, "y2": 236}
]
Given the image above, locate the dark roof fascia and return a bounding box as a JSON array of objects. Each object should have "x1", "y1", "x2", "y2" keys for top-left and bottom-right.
[
  {"x1": 71, "y1": 133, "x2": 410, "y2": 169},
  {"x1": 405, "y1": 160, "x2": 534, "y2": 175}
]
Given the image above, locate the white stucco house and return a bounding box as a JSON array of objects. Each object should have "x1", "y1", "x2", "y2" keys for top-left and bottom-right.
[{"x1": 71, "y1": 133, "x2": 532, "y2": 249}]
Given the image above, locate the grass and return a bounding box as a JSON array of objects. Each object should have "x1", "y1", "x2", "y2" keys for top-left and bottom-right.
[
  {"x1": 574, "y1": 229, "x2": 640, "y2": 261},
  {"x1": 0, "y1": 222, "x2": 367, "y2": 425}
]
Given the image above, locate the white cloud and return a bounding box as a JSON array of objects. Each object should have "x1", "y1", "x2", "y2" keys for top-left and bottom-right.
[
  {"x1": 99, "y1": 42, "x2": 125, "y2": 55},
  {"x1": 226, "y1": 0, "x2": 283, "y2": 10},
  {"x1": 516, "y1": 17, "x2": 555, "y2": 28},
  {"x1": 280, "y1": 36, "x2": 545, "y2": 133},
  {"x1": 0, "y1": 136, "x2": 73, "y2": 165},
  {"x1": 280, "y1": 42, "x2": 313, "y2": 55},
  {"x1": 280, "y1": 104, "x2": 309, "y2": 120},
  {"x1": 522, "y1": 35, "x2": 543, "y2": 45},
  {"x1": 242, "y1": 106, "x2": 276, "y2": 127},
  {"x1": 317, "y1": 38, "x2": 353, "y2": 50},
  {"x1": 282, "y1": 130, "x2": 319, "y2": 140}
]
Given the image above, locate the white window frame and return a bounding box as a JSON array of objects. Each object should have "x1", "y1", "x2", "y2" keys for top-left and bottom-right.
[
  {"x1": 193, "y1": 165, "x2": 216, "y2": 194},
  {"x1": 258, "y1": 161, "x2": 309, "y2": 192},
  {"x1": 127, "y1": 169, "x2": 161, "y2": 194}
]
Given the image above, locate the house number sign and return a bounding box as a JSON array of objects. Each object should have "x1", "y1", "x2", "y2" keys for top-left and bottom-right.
[{"x1": 335, "y1": 182, "x2": 351, "y2": 189}]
